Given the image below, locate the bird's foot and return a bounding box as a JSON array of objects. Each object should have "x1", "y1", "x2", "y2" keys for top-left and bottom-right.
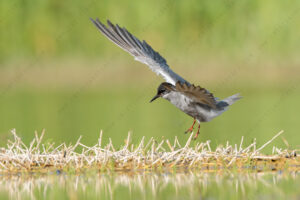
[
  {"x1": 193, "y1": 124, "x2": 201, "y2": 140},
  {"x1": 185, "y1": 119, "x2": 196, "y2": 134},
  {"x1": 193, "y1": 131, "x2": 200, "y2": 140},
  {"x1": 185, "y1": 127, "x2": 194, "y2": 134}
]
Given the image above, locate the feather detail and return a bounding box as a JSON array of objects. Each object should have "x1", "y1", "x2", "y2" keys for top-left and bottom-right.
[
  {"x1": 175, "y1": 82, "x2": 217, "y2": 109},
  {"x1": 90, "y1": 18, "x2": 188, "y2": 85}
]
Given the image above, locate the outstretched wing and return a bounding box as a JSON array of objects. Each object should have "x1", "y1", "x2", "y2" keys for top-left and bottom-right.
[
  {"x1": 175, "y1": 82, "x2": 217, "y2": 109},
  {"x1": 90, "y1": 18, "x2": 188, "y2": 85}
]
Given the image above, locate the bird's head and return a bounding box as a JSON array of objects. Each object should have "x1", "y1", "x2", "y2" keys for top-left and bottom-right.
[{"x1": 150, "y1": 82, "x2": 174, "y2": 102}]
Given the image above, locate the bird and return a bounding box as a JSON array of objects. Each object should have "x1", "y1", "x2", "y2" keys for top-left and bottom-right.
[{"x1": 90, "y1": 18, "x2": 241, "y2": 139}]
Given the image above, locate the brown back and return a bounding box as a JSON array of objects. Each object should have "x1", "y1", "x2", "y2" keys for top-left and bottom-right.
[{"x1": 175, "y1": 82, "x2": 217, "y2": 109}]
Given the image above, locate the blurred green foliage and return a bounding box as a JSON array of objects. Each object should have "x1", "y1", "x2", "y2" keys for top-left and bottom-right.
[{"x1": 1, "y1": 0, "x2": 300, "y2": 62}]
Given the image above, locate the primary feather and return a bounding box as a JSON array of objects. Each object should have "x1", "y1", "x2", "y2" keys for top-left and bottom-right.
[{"x1": 90, "y1": 18, "x2": 188, "y2": 85}]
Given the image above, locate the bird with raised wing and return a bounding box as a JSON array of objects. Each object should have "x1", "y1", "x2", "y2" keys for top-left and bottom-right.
[{"x1": 90, "y1": 18, "x2": 241, "y2": 139}]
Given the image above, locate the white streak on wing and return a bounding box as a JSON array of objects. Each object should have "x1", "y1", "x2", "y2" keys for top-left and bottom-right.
[{"x1": 134, "y1": 57, "x2": 181, "y2": 85}]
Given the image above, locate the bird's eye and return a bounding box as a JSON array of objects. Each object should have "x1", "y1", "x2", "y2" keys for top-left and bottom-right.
[{"x1": 159, "y1": 89, "x2": 165, "y2": 94}]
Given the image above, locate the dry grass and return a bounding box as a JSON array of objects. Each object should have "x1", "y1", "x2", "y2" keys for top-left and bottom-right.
[{"x1": 0, "y1": 129, "x2": 299, "y2": 173}]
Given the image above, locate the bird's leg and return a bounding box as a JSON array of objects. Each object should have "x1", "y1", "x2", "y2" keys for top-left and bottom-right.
[
  {"x1": 185, "y1": 118, "x2": 196, "y2": 134},
  {"x1": 193, "y1": 124, "x2": 201, "y2": 140}
]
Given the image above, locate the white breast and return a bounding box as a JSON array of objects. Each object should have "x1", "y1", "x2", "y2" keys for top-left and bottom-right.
[{"x1": 163, "y1": 92, "x2": 192, "y2": 111}]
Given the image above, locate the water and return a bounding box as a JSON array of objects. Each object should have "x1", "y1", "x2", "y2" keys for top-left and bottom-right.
[{"x1": 0, "y1": 171, "x2": 299, "y2": 200}]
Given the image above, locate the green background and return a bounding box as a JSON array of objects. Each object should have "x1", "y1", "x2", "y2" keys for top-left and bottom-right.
[{"x1": 0, "y1": 0, "x2": 300, "y2": 150}]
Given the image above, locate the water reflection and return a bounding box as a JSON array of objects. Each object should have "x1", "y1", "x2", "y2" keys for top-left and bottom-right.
[{"x1": 0, "y1": 171, "x2": 298, "y2": 200}]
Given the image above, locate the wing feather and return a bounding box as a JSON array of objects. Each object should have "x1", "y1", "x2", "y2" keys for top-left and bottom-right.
[
  {"x1": 90, "y1": 18, "x2": 188, "y2": 85},
  {"x1": 175, "y1": 82, "x2": 217, "y2": 109}
]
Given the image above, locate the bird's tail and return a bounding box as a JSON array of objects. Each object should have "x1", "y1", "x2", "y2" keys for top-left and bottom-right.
[
  {"x1": 221, "y1": 93, "x2": 242, "y2": 106},
  {"x1": 216, "y1": 93, "x2": 242, "y2": 110}
]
